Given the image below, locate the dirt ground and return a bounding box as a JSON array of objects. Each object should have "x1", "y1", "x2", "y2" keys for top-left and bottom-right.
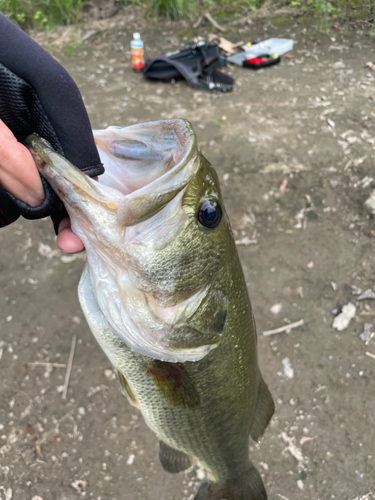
[{"x1": 1, "y1": 10, "x2": 375, "y2": 500}]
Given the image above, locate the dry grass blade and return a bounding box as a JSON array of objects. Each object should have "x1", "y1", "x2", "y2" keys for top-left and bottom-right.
[
  {"x1": 29, "y1": 362, "x2": 67, "y2": 368},
  {"x1": 62, "y1": 335, "x2": 77, "y2": 400}
]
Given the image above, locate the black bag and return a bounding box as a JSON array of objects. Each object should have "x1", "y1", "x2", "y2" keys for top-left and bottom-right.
[{"x1": 142, "y1": 41, "x2": 233, "y2": 92}]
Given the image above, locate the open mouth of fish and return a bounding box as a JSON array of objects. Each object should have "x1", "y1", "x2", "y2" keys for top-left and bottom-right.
[{"x1": 26, "y1": 119, "x2": 220, "y2": 362}]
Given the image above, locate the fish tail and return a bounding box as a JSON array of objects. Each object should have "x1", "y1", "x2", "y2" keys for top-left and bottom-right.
[{"x1": 194, "y1": 465, "x2": 267, "y2": 500}]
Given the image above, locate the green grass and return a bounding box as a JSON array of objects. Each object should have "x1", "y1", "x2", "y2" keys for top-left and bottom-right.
[
  {"x1": 0, "y1": 0, "x2": 83, "y2": 28},
  {"x1": 146, "y1": 0, "x2": 196, "y2": 19},
  {"x1": 290, "y1": 0, "x2": 375, "y2": 32},
  {"x1": 0, "y1": 0, "x2": 266, "y2": 25},
  {"x1": 1, "y1": 0, "x2": 374, "y2": 28}
]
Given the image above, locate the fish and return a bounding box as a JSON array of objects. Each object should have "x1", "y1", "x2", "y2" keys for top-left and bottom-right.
[{"x1": 27, "y1": 119, "x2": 274, "y2": 500}]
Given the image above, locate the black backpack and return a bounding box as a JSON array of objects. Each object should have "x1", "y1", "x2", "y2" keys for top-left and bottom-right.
[{"x1": 142, "y1": 41, "x2": 233, "y2": 92}]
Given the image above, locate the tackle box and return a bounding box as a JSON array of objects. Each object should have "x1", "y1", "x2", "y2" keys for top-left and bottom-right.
[{"x1": 227, "y1": 38, "x2": 293, "y2": 66}]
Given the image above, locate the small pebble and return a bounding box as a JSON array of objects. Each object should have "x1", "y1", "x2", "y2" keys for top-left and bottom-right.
[
  {"x1": 270, "y1": 303, "x2": 282, "y2": 315},
  {"x1": 282, "y1": 358, "x2": 294, "y2": 379}
]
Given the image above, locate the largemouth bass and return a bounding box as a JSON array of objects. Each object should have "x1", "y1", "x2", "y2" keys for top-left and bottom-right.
[{"x1": 27, "y1": 119, "x2": 274, "y2": 500}]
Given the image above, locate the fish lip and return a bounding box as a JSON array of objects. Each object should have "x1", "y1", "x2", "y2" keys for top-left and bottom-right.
[
  {"x1": 26, "y1": 134, "x2": 91, "y2": 191},
  {"x1": 25, "y1": 134, "x2": 117, "y2": 205}
]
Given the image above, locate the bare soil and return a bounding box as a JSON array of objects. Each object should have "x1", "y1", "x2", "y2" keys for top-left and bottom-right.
[{"x1": 0, "y1": 11, "x2": 375, "y2": 500}]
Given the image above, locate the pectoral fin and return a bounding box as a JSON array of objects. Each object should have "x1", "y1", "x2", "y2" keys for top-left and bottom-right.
[
  {"x1": 116, "y1": 369, "x2": 139, "y2": 409},
  {"x1": 163, "y1": 290, "x2": 228, "y2": 349},
  {"x1": 159, "y1": 441, "x2": 195, "y2": 473},
  {"x1": 146, "y1": 360, "x2": 200, "y2": 409}
]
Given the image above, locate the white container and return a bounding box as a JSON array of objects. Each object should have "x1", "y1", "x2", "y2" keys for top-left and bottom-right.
[
  {"x1": 130, "y1": 32, "x2": 144, "y2": 72},
  {"x1": 244, "y1": 38, "x2": 293, "y2": 58}
]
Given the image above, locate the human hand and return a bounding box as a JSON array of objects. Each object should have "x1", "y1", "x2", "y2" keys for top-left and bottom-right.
[{"x1": 0, "y1": 119, "x2": 84, "y2": 253}]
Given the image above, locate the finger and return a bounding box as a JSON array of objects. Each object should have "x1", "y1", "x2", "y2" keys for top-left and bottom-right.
[
  {"x1": 56, "y1": 217, "x2": 84, "y2": 254},
  {"x1": 0, "y1": 120, "x2": 45, "y2": 206}
]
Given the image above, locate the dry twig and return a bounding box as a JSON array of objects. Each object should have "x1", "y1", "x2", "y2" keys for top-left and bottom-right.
[
  {"x1": 192, "y1": 15, "x2": 203, "y2": 29},
  {"x1": 263, "y1": 319, "x2": 304, "y2": 337},
  {"x1": 29, "y1": 362, "x2": 67, "y2": 368},
  {"x1": 204, "y1": 12, "x2": 226, "y2": 32}
]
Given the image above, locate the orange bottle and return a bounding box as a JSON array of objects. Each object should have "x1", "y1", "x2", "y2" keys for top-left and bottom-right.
[{"x1": 131, "y1": 32, "x2": 144, "y2": 73}]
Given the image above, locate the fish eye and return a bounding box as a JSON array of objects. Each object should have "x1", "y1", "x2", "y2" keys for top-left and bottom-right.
[{"x1": 198, "y1": 201, "x2": 222, "y2": 229}]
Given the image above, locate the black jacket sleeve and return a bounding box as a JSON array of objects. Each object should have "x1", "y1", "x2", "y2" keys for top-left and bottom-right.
[{"x1": 0, "y1": 13, "x2": 104, "y2": 231}]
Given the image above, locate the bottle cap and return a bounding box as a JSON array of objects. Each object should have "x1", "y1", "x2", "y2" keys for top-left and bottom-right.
[{"x1": 133, "y1": 33, "x2": 141, "y2": 40}]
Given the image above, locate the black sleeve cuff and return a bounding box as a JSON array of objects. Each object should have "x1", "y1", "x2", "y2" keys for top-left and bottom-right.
[
  {"x1": 81, "y1": 162, "x2": 105, "y2": 177},
  {"x1": 5, "y1": 175, "x2": 67, "y2": 233},
  {"x1": 0, "y1": 184, "x2": 20, "y2": 227},
  {"x1": 6, "y1": 176, "x2": 55, "y2": 220}
]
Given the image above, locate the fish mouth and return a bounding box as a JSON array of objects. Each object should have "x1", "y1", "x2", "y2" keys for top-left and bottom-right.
[
  {"x1": 26, "y1": 119, "x2": 198, "y2": 227},
  {"x1": 95, "y1": 119, "x2": 198, "y2": 226}
]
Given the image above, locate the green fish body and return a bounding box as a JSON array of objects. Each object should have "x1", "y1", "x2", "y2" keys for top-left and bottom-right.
[{"x1": 27, "y1": 119, "x2": 274, "y2": 500}]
